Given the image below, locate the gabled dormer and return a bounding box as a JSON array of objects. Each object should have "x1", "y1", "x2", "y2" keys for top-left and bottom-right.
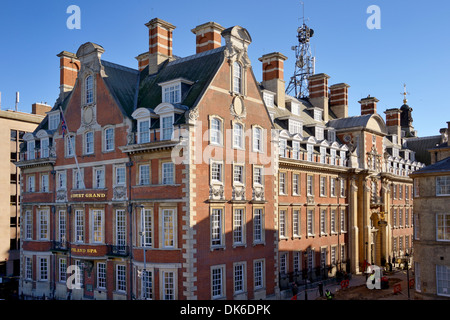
[{"x1": 158, "y1": 78, "x2": 194, "y2": 105}]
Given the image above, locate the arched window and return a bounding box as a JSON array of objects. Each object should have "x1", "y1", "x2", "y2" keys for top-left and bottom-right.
[
  {"x1": 233, "y1": 123, "x2": 243, "y2": 149},
  {"x1": 85, "y1": 75, "x2": 94, "y2": 104},
  {"x1": 233, "y1": 62, "x2": 242, "y2": 94},
  {"x1": 210, "y1": 117, "x2": 222, "y2": 145}
]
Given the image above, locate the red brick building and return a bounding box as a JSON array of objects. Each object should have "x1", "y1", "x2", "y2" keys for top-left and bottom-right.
[
  {"x1": 16, "y1": 16, "x2": 425, "y2": 300},
  {"x1": 17, "y1": 18, "x2": 277, "y2": 300}
]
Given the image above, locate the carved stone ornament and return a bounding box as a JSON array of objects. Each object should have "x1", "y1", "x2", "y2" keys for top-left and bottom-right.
[
  {"x1": 232, "y1": 186, "x2": 246, "y2": 200},
  {"x1": 209, "y1": 185, "x2": 224, "y2": 200},
  {"x1": 230, "y1": 96, "x2": 246, "y2": 120},
  {"x1": 187, "y1": 107, "x2": 199, "y2": 122},
  {"x1": 56, "y1": 189, "x2": 68, "y2": 202},
  {"x1": 306, "y1": 196, "x2": 315, "y2": 205},
  {"x1": 252, "y1": 186, "x2": 265, "y2": 201},
  {"x1": 113, "y1": 185, "x2": 127, "y2": 200}
]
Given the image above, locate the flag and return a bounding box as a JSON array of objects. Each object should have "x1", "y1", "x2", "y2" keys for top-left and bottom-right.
[{"x1": 60, "y1": 111, "x2": 67, "y2": 138}]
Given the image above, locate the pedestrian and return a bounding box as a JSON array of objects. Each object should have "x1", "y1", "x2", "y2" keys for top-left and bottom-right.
[
  {"x1": 325, "y1": 289, "x2": 333, "y2": 300},
  {"x1": 318, "y1": 282, "x2": 324, "y2": 297},
  {"x1": 291, "y1": 282, "x2": 298, "y2": 298}
]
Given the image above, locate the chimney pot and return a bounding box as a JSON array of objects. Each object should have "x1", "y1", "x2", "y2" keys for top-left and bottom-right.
[
  {"x1": 359, "y1": 96, "x2": 379, "y2": 115},
  {"x1": 191, "y1": 22, "x2": 224, "y2": 54},
  {"x1": 144, "y1": 18, "x2": 176, "y2": 74}
]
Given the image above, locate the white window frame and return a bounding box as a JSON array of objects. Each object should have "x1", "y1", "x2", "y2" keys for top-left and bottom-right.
[
  {"x1": 57, "y1": 171, "x2": 66, "y2": 190},
  {"x1": 59, "y1": 258, "x2": 67, "y2": 283},
  {"x1": 115, "y1": 165, "x2": 126, "y2": 186},
  {"x1": 85, "y1": 75, "x2": 94, "y2": 104},
  {"x1": 253, "y1": 126, "x2": 263, "y2": 153},
  {"x1": 210, "y1": 161, "x2": 223, "y2": 184},
  {"x1": 75, "y1": 209, "x2": 84, "y2": 243},
  {"x1": 233, "y1": 208, "x2": 245, "y2": 246},
  {"x1": 104, "y1": 127, "x2": 115, "y2": 152},
  {"x1": 41, "y1": 174, "x2": 49, "y2": 192},
  {"x1": 93, "y1": 166, "x2": 105, "y2": 189},
  {"x1": 28, "y1": 175, "x2": 35, "y2": 192},
  {"x1": 161, "y1": 115, "x2": 174, "y2": 141},
  {"x1": 233, "y1": 122, "x2": 244, "y2": 149},
  {"x1": 210, "y1": 117, "x2": 223, "y2": 146},
  {"x1": 138, "y1": 119, "x2": 151, "y2": 144},
  {"x1": 139, "y1": 164, "x2": 151, "y2": 185},
  {"x1": 253, "y1": 208, "x2": 264, "y2": 244},
  {"x1": 162, "y1": 208, "x2": 176, "y2": 248},
  {"x1": 116, "y1": 209, "x2": 127, "y2": 246},
  {"x1": 437, "y1": 212, "x2": 450, "y2": 241},
  {"x1": 97, "y1": 262, "x2": 106, "y2": 289},
  {"x1": 66, "y1": 134, "x2": 75, "y2": 158},
  {"x1": 116, "y1": 264, "x2": 126, "y2": 293},
  {"x1": 48, "y1": 113, "x2": 60, "y2": 131},
  {"x1": 233, "y1": 262, "x2": 246, "y2": 295},
  {"x1": 279, "y1": 210, "x2": 287, "y2": 239},
  {"x1": 91, "y1": 209, "x2": 104, "y2": 244},
  {"x1": 141, "y1": 208, "x2": 152, "y2": 247},
  {"x1": 254, "y1": 259, "x2": 265, "y2": 290},
  {"x1": 162, "y1": 83, "x2": 181, "y2": 104},
  {"x1": 84, "y1": 131, "x2": 94, "y2": 155},
  {"x1": 41, "y1": 138, "x2": 49, "y2": 158},
  {"x1": 25, "y1": 210, "x2": 32, "y2": 240},
  {"x1": 233, "y1": 61, "x2": 243, "y2": 94},
  {"x1": 211, "y1": 265, "x2": 226, "y2": 299},
  {"x1": 437, "y1": 176, "x2": 450, "y2": 196},
  {"x1": 211, "y1": 208, "x2": 224, "y2": 248},
  {"x1": 38, "y1": 256, "x2": 49, "y2": 281},
  {"x1": 39, "y1": 210, "x2": 49, "y2": 240},
  {"x1": 162, "y1": 162, "x2": 174, "y2": 185}
]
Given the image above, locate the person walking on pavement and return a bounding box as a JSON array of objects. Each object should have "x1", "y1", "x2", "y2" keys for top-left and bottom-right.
[
  {"x1": 318, "y1": 282, "x2": 324, "y2": 297},
  {"x1": 291, "y1": 282, "x2": 298, "y2": 299},
  {"x1": 325, "y1": 289, "x2": 334, "y2": 300}
]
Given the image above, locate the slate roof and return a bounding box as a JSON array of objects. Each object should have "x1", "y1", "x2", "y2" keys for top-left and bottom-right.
[
  {"x1": 101, "y1": 60, "x2": 140, "y2": 118},
  {"x1": 404, "y1": 135, "x2": 441, "y2": 165},
  {"x1": 137, "y1": 47, "x2": 225, "y2": 111},
  {"x1": 410, "y1": 156, "x2": 450, "y2": 175},
  {"x1": 327, "y1": 114, "x2": 373, "y2": 130}
]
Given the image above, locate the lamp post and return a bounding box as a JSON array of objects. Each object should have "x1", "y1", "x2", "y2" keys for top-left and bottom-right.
[
  {"x1": 136, "y1": 205, "x2": 147, "y2": 300},
  {"x1": 405, "y1": 252, "x2": 410, "y2": 300}
]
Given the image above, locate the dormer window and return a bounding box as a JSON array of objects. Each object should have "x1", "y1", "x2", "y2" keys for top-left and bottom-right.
[
  {"x1": 289, "y1": 120, "x2": 302, "y2": 135},
  {"x1": 263, "y1": 92, "x2": 274, "y2": 107},
  {"x1": 27, "y1": 140, "x2": 35, "y2": 160},
  {"x1": 315, "y1": 127, "x2": 324, "y2": 140},
  {"x1": 314, "y1": 109, "x2": 322, "y2": 121},
  {"x1": 48, "y1": 112, "x2": 60, "y2": 131},
  {"x1": 85, "y1": 75, "x2": 94, "y2": 104},
  {"x1": 41, "y1": 138, "x2": 49, "y2": 158},
  {"x1": 291, "y1": 103, "x2": 300, "y2": 116},
  {"x1": 328, "y1": 130, "x2": 336, "y2": 142},
  {"x1": 161, "y1": 115, "x2": 174, "y2": 141},
  {"x1": 139, "y1": 120, "x2": 151, "y2": 144},
  {"x1": 163, "y1": 83, "x2": 181, "y2": 104},
  {"x1": 159, "y1": 78, "x2": 194, "y2": 105}
]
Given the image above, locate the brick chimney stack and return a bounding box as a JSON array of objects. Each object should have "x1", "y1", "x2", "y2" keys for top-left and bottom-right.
[
  {"x1": 258, "y1": 52, "x2": 288, "y2": 108},
  {"x1": 191, "y1": 22, "x2": 224, "y2": 54},
  {"x1": 56, "y1": 51, "x2": 80, "y2": 99},
  {"x1": 138, "y1": 18, "x2": 176, "y2": 74},
  {"x1": 359, "y1": 95, "x2": 379, "y2": 115},
  {"x1": 329, "y1": 83, "x2": 350, "y2": 119},
  {"x1": 308, "y1": 73, "x2": 330, "y2": 121},
  {"x1": 384, "y1": 108, "x2": 402, "y2": 140}
]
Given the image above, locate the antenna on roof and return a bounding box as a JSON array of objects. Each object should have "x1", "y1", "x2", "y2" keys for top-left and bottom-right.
[{"x1": 286, "y1": 1, "x2": 316, "y2": 99}]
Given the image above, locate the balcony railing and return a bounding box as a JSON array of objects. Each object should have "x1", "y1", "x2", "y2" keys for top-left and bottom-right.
[
  {"x1": 107, "y1": 245, "x2": 129, "y2": 257},
  {"x1": 52, "y1": 241, "x2": 68, "y2": 251},
  {"x1": 19, "y1": 147, "x2": 56, "y2": 162}
]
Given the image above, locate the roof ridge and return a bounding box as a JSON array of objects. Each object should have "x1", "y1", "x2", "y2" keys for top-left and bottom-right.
[
  {"x1": 168, "y1": 47, "x2": 225, "y2": 66},
  {"x1": 102, "y1": 60, "x2": 139, "y2": 74}
]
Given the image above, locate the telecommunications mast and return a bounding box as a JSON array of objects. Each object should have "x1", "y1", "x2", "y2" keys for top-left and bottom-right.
[{"x1": 286, "y1": 2, "x2": 316, "y2": 99}]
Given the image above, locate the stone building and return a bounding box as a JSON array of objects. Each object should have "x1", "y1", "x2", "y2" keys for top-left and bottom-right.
[
  {"x1": 0, "y1": 103, "x2": 48, "y2": 293},
  {"x1": 410, "y1": 155, "x2": 450, "y2": 299}
]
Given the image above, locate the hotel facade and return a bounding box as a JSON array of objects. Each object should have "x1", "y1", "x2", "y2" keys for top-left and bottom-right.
[{"x1": 16, "y1": 17, "x2": 424, "y2": 300}]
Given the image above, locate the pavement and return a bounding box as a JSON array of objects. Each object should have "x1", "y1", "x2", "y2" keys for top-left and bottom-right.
[{"x1": 283, "y1": 268, "x2": 416, "y2": 300}]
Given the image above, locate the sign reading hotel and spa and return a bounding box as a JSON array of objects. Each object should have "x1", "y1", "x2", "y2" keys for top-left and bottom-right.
[{"x1": 70, "y1": 191, "x2": 107, "y2": 201}]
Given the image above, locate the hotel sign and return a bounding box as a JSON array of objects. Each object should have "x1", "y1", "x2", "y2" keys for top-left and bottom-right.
[{"x1": 70, "y1": 191, "x2": 107, "y2": 201}]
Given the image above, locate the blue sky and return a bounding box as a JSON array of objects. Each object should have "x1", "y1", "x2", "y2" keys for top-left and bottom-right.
[{"x1": 0, "y1": 0, "x2": 449, "y2": 137}]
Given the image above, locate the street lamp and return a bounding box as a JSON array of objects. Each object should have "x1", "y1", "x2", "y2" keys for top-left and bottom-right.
[{"x1": 405, "y1": 252, "x2": 410, "y2": 300}]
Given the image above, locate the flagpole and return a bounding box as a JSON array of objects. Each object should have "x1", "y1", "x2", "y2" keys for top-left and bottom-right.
[{"x1": 59, "y1": 106, "x2": 85, "y2": 189}]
